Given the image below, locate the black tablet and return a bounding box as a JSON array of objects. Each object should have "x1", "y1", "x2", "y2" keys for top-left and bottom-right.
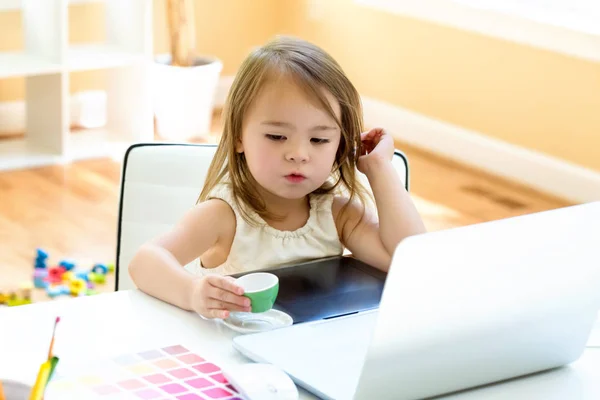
[{"x1": 232, "y1": 256, "x2": 387, "y2": 324}]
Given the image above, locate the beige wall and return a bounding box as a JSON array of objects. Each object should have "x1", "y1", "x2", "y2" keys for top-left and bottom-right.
[
  {"x1": 1, "y1": 0, "x2": 599, "y2": 171},
  {"x1": 0, "y1": 10, "x2": 25, "y2": 102},
  {"x1": 280, "y1": 0, "x2": 600, "y2": 172},
  {"x1": 153, "y1": 0, "x2": 282, "y2": 75}
]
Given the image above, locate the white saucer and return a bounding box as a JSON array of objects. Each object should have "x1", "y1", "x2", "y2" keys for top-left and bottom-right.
[{"x1": 223, "y1": 309, "x2": 293, "y2": 334}]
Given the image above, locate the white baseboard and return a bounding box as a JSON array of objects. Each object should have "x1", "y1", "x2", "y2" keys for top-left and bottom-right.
[{"x1": 362, "y1": 97, "x2": 600, "y2": 204}]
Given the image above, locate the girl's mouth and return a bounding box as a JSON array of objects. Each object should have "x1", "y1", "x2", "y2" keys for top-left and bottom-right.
[{"x1": 285, "y1": 174, "x2": 306, "y2": 183}]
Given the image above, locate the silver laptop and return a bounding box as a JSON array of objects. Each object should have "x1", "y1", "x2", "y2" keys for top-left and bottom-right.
[{"x1": 233, "y1": 202, "x2": 600, "y2": 400}]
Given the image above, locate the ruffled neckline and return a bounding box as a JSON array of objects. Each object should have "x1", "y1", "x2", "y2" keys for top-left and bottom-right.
[{"x1": 247, "y1": 194, "x2": 320, "y2": 239}]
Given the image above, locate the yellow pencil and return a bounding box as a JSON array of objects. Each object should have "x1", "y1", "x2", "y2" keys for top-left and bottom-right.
[
  {"x1": 29, "y1": 361, "x2": 51, "y2": 400},
  {"x1": 0, "y1": 379, "x2": 6, "y2": 400}
]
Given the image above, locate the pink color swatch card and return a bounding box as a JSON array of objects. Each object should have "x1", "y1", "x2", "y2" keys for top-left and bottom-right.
[{"x1": 45, "y1": 344, "x2": 243, "y2": 399}]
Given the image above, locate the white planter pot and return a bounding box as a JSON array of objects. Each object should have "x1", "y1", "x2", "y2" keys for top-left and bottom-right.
[{"x1": 152, "y1": 54, "x2": 223, "y2": 140}]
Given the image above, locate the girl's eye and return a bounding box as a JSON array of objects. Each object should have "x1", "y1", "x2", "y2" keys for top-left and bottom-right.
[
  {"x1": 266, "y1": 134, "x2": 286, "y2": 141},
  {"x1": 311, "y1": 138, "x2": 330, "y2": 144}
]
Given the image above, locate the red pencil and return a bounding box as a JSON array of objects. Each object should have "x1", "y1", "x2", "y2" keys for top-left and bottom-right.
[{"x1": 47, "y1": 316, "x2": 60, "y2": 360}]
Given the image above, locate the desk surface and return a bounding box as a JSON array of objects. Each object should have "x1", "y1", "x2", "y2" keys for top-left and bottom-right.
[{"x1": 0, "y1": 290, "x2": 599, "y2": 400}]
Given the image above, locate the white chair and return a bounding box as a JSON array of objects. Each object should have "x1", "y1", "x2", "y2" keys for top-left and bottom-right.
[{"x1": 115, "y1": 143, "x2": 410, "y2": 291}]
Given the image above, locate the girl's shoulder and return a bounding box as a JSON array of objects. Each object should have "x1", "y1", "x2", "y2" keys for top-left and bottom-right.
[
  {"x1": 330, "y1": 193, "x2": 375, "y2": 232},
  {"x1": 205, "y1": 181, "x2": 234, "y2": 201},
  {"x1": 181, "y1": 196, "x2": 236, "y2": 244},
  {"x1": 205, "y1": 182, "x2": 249, "y2": 220}
]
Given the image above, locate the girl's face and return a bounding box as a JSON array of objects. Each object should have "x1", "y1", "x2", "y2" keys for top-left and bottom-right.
[{"x1": 237, "y1": 77, "x2": 342, "y2": 201}]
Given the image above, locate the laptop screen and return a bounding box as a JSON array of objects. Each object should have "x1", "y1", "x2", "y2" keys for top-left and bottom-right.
[{"x1": 233, "y1": 256, "x2": 387, "y2": 324}]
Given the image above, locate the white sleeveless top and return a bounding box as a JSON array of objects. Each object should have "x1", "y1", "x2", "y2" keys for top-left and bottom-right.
[{"x1": 195, "y1": 183, "x2": 344, "y2": 276}]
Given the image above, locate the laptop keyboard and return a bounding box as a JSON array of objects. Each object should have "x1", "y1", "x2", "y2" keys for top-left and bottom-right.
[{"x1": 287, "y1": 312, "x2": 379, "y2": 399}]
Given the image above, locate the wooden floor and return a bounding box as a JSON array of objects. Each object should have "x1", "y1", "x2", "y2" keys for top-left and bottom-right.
[{"x1": 0, "y1": 119, "x2": 571, "y2": 303}]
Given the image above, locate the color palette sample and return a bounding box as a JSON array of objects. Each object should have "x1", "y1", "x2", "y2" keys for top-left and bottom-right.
[{"x1": 45, "y1": 345, "x2": 242, "y2": 399}]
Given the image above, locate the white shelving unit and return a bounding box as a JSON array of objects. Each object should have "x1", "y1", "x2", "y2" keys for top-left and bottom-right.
[{"x1": 0, "y1": 0, "x2": 154, "y2": 171}]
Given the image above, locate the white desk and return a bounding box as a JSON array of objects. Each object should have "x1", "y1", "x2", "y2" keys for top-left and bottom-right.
[{"x1": 1, "y1": 290, "x2": 599, "y2": 400}]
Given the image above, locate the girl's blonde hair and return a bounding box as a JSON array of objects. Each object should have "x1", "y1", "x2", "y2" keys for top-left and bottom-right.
[{"x1": 199, "y1": 35, "x2": 369, "y2": 225}]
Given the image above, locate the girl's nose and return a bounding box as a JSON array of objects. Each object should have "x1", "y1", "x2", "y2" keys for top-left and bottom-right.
[{"x1": 285, "y1": 144, "x2": 309, "y2": 163}]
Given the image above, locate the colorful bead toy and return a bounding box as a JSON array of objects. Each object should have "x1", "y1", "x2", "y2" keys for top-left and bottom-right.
[
  {"x1": 58, "y1": 260, "x2": 76, "y2": 271},
  {"x1": 62, "y1": 271, "x2": 76, "y2": 283},
  {"x1": 92, "y1": 263, "x2": 108, "y2": 275},
  {"x1": 46, "y1": 266, "x2": 66, "y2": 284},
  {"x1": 33, "y1": 269, "x2": 49, "y2": 289},
  {"x1": 76, "y1": 271, "x2": 90, "y2": 281},
  {"x1": 5, "y1": 287, "x2": 32, "y2": 306},
  {"x1": 46, "y1": 285, "x2": 66, "y2": 298},
  {"x1": 34, "y1": 248, "x2": 49, "y2": 269},
  {"x1": 26, "y1": 248, "x2": 116, "y2": 304},
  {"x1": 69, "y1": 279, "x2": 87, "y2": 296},
  {"x1": 89, "y1": 272, "x2": 106, "y2": 284}
]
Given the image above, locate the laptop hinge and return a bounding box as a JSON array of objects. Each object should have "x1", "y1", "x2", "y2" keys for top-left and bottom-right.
[{"x1": 323, "y1": 311, "x2": 359, "y2": 320}]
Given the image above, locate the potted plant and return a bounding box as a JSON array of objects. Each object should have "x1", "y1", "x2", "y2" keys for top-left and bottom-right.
[{"x1": 153, "y1": 0, "x2": 223, "y2": 141}]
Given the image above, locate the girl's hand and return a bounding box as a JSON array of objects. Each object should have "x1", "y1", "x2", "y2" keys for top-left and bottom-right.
[
  {"x1": 191, "y1": 275, "x2": 251, "y2": 319},
  {"x1": 357, "y1": 127, "x2": 395, "y2": 175}
]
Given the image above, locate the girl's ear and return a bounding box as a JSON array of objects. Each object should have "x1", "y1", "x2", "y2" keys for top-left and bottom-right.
[{"x1": 235, "y1": 139, "x2": 244, "y2": 153}]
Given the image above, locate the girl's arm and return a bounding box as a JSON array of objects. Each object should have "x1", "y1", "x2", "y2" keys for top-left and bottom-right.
[
  {"x1": 334, "y1": 128, "x2": 426, "y2": 271},
  {"x1": 128, "y1": 199, "x2": 250, "y2": 318}
]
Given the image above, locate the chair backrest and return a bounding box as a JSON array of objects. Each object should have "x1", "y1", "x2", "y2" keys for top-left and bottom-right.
[{"x1": 115, "y1": 143, "x2": 410, "y2": 291}]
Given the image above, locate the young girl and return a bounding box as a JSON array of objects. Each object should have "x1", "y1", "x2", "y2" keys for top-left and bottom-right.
[{"x1": 129, "y1": 36, "x2": 426, "y2": 320}]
